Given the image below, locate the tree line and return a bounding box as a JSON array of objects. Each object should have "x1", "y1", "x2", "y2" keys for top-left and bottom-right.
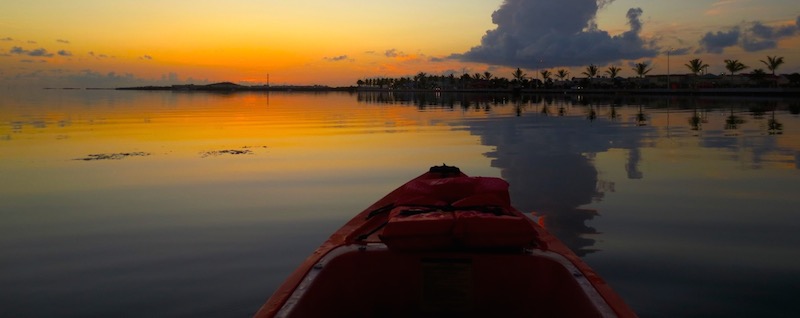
[{"x1": 356, "y1": 55, "x2": 797, "y2": 90}]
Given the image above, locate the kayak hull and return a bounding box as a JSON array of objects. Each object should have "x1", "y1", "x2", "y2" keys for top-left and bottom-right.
[{"x1": 254, "y1": 166, "x2": 636, "y2": 317}]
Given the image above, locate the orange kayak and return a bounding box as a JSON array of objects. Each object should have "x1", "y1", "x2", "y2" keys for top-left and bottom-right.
[{"x1": 254, "y1": 165, "x2": 637, "y2": 317}]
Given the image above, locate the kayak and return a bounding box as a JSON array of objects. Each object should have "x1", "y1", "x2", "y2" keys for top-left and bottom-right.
[{"x1": 254, "y1": 165, "x2": 637, "y2": 318}]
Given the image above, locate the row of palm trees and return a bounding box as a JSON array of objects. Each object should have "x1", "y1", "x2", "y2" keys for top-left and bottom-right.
[
  {"x1": 357, "y1": 55, "x2": 789, "y2": 89},
  {"x1": 689, "y1": 56, "x2": 785, "y2": 76},
  {"x1": 580, "y1": 55, "x2": 785, "y2": 80}
]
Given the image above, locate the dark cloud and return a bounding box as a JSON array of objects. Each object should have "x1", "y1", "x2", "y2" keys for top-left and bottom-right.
[
  {"x1": 741, "y1": 37, "x2": 776, "y2": 52},
  {"x1": 27, "y1": 40, "x2": 37, "y2": 44},
  {"x1": 454, "y1": 0, "x2": 657, "y2": 69},
  {"x1": 56, "y1": 39, "x2": 70, "y2": 44},
  {"x1": 28, "y1": 48, "x2": 53, "y2": 57},
  {"x1": 667, "y1": 47, "x2": 692, "y2": 56},
  {"x1": 89, "y1": 51, "x2": 112, "y2": 58},
  {"x1": 698, "y1": 28, "x2": 740, "y2": 54},
  {"x1": 699, "y1": 16, "x2": 800, "y2": 53},
  {"x1": 9, "y1": 46, "x2": 55, "y2": 57},
  {"x1": 324, "y1": 55, "x2": 350, "y2": 62},
  {"x1": 385, "y1": 49, "x2": 407, "y2": 58},
  {"x1": 57, "y1": 50, "x2": 72, "y2": 56},
  {"x1": 140, "y1": 55, "x2": 153, "y2": 60},
  {"x1": 750, "y1": 21, "x2": 797, "y2": 39},
  {"x1": 1, "y1": 37, "x2": 13, "y2": 41}
]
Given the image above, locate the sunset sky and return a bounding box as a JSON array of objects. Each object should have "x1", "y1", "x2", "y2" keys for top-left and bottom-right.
[{"x1": 1, "y1": 0, "x2": 799, "y2": 87}]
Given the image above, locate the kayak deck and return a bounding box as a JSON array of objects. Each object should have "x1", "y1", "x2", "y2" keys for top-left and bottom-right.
[
  {"x1": 276, "y1": 244, "x2": 615, "y2": 317},
  {"x1": 255, "y1": 165, "x2": 636, "y2": 317}
]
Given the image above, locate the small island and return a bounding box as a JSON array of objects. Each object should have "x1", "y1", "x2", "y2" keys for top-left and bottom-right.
[{"x1": 116, "y1": 82, "x2": 349, "y2": 92}]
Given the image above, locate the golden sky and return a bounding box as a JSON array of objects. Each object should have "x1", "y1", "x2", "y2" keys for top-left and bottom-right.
[{"x1": 1, "y1": 0, "x2": 799, "y2": 87}]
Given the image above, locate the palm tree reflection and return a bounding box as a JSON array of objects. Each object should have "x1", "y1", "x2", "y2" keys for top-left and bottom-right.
[
  {"x1": 689, "y1": 108, "x2": 705, "y2": 131},
  {"x1": 768, "y1": 109, "x2": 783, "y2": 135},
  {"x1": 609, "y1": 105, "x2": 619, "y2": 121},
  {"x1": 725, "y1": 108, "x2": 745, "y2": 131},
  {"x1": 353, "y1": 92, "x2": 796, "y2": 256},
  {"x1": 635, "y1": 105, "x2": 647, "y2": 126}
]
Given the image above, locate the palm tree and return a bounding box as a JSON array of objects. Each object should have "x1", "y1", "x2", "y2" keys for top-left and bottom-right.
[
  {"x1": 605, "y1": 66, "x2": 622, "y2": 78},
  {"x1": 540, "y1": 70, "x2": 552, "y2": 81},
  {"x1": 555, "y1": 69, "x2": 570, "y2": 81},
  {"x1": 749, "y1": 68, "x2": 769, "y2": 87},
  {"x1": 724, "y1": 59, "x2": 748, "y2": 75},
  {"x1": 685, "y1": 59, "x2": 709, "y2": 75},
  {"x1": 632, "y1": 62, "x2": 652, "y2": 78},
  {"x1": 414, "y1": 72, "x2": 428, "y2": 89},
  {"x1": 760, "y1": 55, "x2": 784, "y2": 76},
  {"x1": 511, "y1": 68, "x2": 527, "y2": 82},
  {"x1": 483, "y1": 71, "x2": 493, "y2": 80},
  {"x1": 582, "y1": 64, "x2": 599, "y2": 78}
]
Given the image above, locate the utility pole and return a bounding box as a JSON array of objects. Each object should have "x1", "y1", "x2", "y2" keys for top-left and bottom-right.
[{"x1": 667, "y1": 48, "x2": 671, "y2": 90}]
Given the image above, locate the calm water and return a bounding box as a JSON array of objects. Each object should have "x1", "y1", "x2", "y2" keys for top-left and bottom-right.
[{"x1": 1, "y1": 89, "x2": 799, "y2": 317}]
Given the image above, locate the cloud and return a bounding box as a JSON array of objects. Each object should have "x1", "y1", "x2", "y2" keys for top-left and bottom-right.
[
  {"x1": 1, "y1": 37, "x2": 13, "y2": 41},
  {"x1": 28, "y1": 48, "x2": 53, "y2": 57},
  {"x1": 56, "y1": 39, "x2": 70, "y2": 44},
  {"x1": 454, "y1": 0, "x2": 658, "y2": 69},
  {"x1": 385, "y1": 49, "x2": 407, "y2": 58},
  {"x1": 57, "y1": 50, "x2": 72, "y2": 56},
  {"x1": 698, "y1": 28, "x2": 740, "y2": 54},
  {"x1": 140, "y1": 54, "x2": 153, "y2": 60},
  {"x1": 88, "y1": 51, "x2": 112, "y2": 58},
  {"x1": 323, "y1": 55, "x2": 350, "y2": 62},
  {"x1": 750, "y1": 21, "x2": 797, "y2": 38},
  {"x1": 3, "y1": 69, "x2": 210, "y2": 88},
  {"x1": 741, "y1": 37, "x2": 776, "y2": 52},
  {"x1": 9, "y1": 46, "x2": 55, "y2": 57},
  {"x1": 698, "y1": 15, "x2": 800, "y2": 53},
  {"x1": 666, "y1": 47, "x2": 692, "y2": 56}
]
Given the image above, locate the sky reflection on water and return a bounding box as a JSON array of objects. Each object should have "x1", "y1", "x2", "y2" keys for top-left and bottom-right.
[{"x1": 1, "y1": 90, "x2": 799, "y2": 317}]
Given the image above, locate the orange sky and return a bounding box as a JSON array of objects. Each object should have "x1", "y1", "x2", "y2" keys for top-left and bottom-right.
[{"x1": 1, "y1": 0, "x2": 799, "y2": 87}]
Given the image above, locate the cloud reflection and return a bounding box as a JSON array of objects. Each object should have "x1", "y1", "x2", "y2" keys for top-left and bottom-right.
[
  {"x1": 464, "y1": 103, "x2": 651, "y2": 255},
  {"x1": 357, "y1": 92, "x2": 800, "y2": 255}
]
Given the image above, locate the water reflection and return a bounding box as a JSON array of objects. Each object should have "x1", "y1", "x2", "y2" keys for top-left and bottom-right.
[
  {"x1": 725, "y1": 108, "x2": 745, "y2": 131},
  {"x1": 3, "y1": 90, "x2": 800, "y2": 317},
  {"x1": 359, "y1": 92, "x2": 800, "y2": 255},
  {"x1": 465, "y1": 112, "x2": 649, "y2": 256}
]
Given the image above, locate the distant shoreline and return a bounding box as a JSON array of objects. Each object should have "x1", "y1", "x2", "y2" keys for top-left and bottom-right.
[
  {"x1": 114, "y1": 82, "x2": 347, "y2": 92},
  {"x1": 356, "y1": 87, "x2": 800, "y2": 97},
  {"x1": 42, "y1": 81, "x2": 800, "y2": 97}
]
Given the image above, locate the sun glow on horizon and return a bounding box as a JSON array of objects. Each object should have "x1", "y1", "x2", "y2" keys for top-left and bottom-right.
[{"x1": 1, "y1": 0, "x2": 799, "y2": 87}]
